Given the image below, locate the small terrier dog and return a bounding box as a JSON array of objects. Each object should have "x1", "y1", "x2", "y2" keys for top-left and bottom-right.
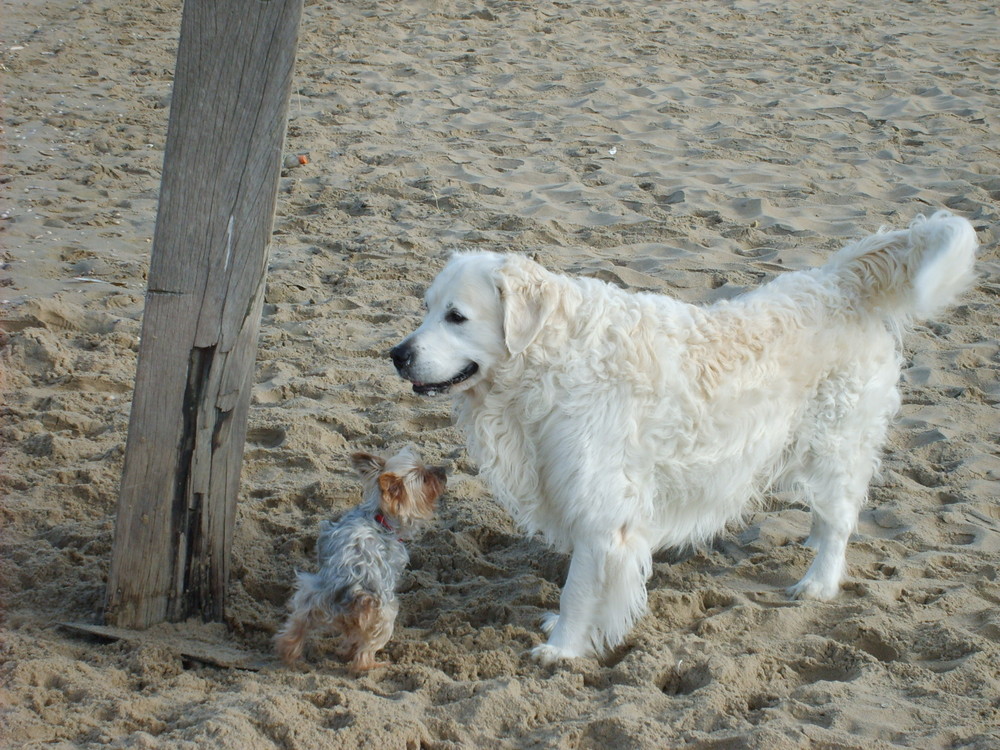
[{"x1": 274, "y1": 446, "x2": 446, "y2": 671}]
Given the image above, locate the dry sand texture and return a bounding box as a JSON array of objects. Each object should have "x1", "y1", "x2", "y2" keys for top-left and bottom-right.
[{"x1": 2, "y1": 0, "x2": 1000, "y2": 747}]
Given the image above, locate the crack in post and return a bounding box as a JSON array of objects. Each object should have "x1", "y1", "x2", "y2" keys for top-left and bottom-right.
[{"x1": 170, "y1": 345, "x2": 217, "y2": 621}]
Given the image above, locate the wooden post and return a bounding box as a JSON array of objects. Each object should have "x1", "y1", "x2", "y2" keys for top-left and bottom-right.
[{"x1": 105, "y1": 0, "x2": 304, "y2": 629}]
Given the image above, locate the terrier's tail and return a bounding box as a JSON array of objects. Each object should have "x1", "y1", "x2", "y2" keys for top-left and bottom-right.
[{"x1": 826, "y1": 211, "x2": 977, "y2": 322}]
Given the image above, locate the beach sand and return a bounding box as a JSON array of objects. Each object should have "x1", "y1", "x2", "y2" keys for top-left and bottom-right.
[{"x1": 2, "y1": 0, "x2": 999, "y2": 747}]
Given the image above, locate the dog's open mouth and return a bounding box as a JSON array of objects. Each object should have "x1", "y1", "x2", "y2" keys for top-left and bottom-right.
[{"x1": 411, "y1": 362, "x2": 479, "y2": 396}]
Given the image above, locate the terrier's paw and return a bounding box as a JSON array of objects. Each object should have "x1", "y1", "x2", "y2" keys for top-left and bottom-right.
[
  {"x1": 530, "y1": 643, "x2": 583, "y2": 665},
  {"x1": 540, "y1": 612, "x2": 559, "y2": 635},
  {"x1": 348, "y1": 654, "x2": 388, "y2": 673},
  {"x1": 274, "y1": 634, "x2": 303, "y2": 664}
]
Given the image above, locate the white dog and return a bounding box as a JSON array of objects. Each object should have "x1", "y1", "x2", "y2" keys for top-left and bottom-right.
[{"x1": 390, "y1": 212, "x2": 977, "y2": 664}]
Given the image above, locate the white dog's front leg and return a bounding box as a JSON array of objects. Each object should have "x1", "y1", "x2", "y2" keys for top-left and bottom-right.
[{"x1": 531, "y1": 543, "x2": 602, "y2": 664}]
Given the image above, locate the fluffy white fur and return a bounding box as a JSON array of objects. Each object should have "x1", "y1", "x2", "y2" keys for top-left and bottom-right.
[{"x1": 391, "y1": 211, "x2": 977, "y2": 664}]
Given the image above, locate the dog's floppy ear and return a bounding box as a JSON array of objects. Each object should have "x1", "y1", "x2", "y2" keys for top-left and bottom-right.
[
  {"x1": 378, "y1": 472, "x2": 407, "y2": 517},
  {"x1": 350, "y1": 452, "x2": 385, "y2": 481},
  {"x1": 495, "y1": 255, "x2": 557, "y2": 355}
]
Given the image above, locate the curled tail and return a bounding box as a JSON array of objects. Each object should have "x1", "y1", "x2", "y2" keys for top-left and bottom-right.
[{"x1": 826, "y1": 211, "x2": 977, "y2": 322}]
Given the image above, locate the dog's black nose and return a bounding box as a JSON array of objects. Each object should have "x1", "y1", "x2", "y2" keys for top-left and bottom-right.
[{"x1": 390, "y1": 342, "x2": 411, "y2": 372}]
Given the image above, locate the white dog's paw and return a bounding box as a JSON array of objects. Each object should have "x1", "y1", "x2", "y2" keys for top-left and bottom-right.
[
  {"x1": 787, "y1": 577, "x2": 840, "y2": 601},
  {"x1": 539, "y1": 612, "x2": 559, "y2": 635},
  {"x1": 530, "y1": 643, "x2": 583, "y2": 665}
]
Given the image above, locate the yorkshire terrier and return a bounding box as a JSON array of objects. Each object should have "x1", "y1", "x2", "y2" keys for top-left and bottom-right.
[{"x1": 274, "y1": 446, "x2": 446, "y2": 671}]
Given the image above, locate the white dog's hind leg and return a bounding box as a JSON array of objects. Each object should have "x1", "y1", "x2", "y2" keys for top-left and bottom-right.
[
  {"x1": 802, "y1": 514, "x2": 825, "y2": 549},
  {"x1": 789, "y1": 437, "x2": 886, "y2": 600},
  {"x1": 788, "y1": 448, "x2": 877, "y2": 601},
  {"x1": 788, "y1": 367, "x2": 896, "y2": 601},
  {"x1": 531, "y1": 542, "x2": 604, "y2": 664},
  {"x1": 787, "y1": 502, "x2": 855, "y2": 600}
]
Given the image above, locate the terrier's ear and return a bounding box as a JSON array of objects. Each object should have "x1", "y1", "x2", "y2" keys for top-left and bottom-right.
[
  {"x1": 494, "y1": 255, "x2": 558, "y2": 355},
  {"x1": 351, "y1": 452, "x2": 385, "y2": 481},
  {"x1": 377, "y1": 472, "x2": 407, "y2": 517}
]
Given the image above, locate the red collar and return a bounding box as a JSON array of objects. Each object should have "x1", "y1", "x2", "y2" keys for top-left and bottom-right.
[{"x1": 374, "y1": 513, "x2": 395, "y2": 533}]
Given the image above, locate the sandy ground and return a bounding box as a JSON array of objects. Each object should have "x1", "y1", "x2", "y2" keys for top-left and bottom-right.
[{"x1": 2, "y1": 0, "x2": 1000, "y2": 747}]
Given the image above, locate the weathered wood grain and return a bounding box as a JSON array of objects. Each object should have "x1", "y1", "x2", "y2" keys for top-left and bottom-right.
[{"x1": 106, "y1": 0, "x2": 304, "y2": 629}]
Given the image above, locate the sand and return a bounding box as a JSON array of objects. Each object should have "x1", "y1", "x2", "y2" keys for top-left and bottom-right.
[{"x1": 2, "y1": 0, "x2": 999, "y2": 747}]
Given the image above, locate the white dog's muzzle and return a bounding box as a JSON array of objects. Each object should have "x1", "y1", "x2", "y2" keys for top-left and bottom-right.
[{"x1": 390, "y1": 340, "x2": 479, "y2": 396}]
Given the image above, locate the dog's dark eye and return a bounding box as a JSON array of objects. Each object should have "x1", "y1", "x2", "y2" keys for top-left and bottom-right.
[{"x1": 445, "y1": 308, "x2": 467, "y2": 324}]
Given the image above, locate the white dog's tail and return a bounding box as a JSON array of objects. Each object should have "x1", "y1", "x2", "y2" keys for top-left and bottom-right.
[{"x1": 826, "y1": 211, "x2": 977, "y2": 322}]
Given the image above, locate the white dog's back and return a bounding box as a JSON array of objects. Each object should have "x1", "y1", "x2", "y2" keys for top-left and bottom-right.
[{"x1": 462, "y1": 213, "x2": 976, "y2": 547}]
